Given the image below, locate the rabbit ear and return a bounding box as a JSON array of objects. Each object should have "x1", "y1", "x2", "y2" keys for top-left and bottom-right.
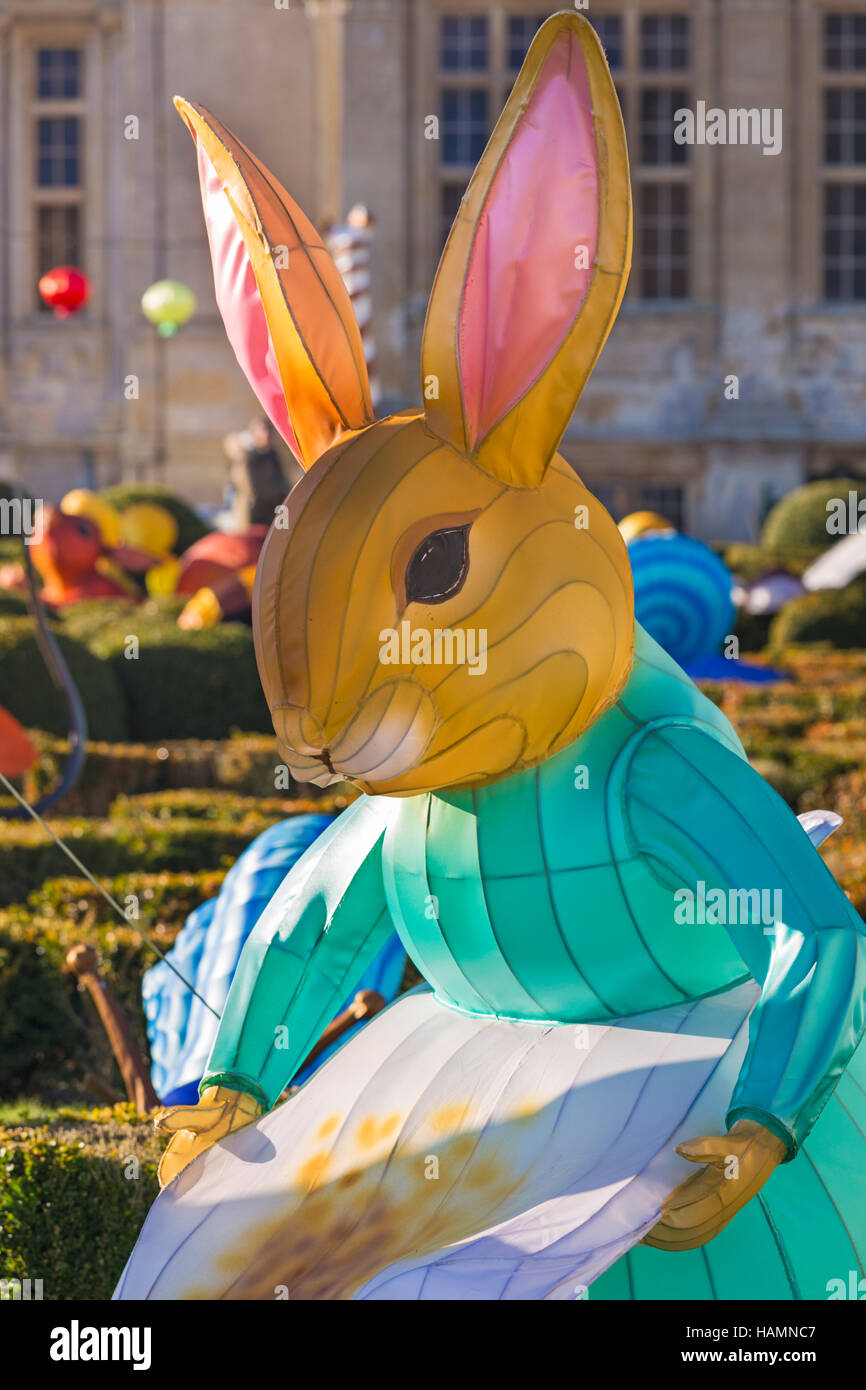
[
  {"x1": 175, "y1": 98, "x2": 374, "y2": 470},
  {"x1": 422, "y1": 13, "x2": 631, "y2": 489}
]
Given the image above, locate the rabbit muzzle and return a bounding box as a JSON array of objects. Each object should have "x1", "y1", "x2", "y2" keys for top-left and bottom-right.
[{"x1": 272, "y1": 681, "x2": 439, "y2": 793}]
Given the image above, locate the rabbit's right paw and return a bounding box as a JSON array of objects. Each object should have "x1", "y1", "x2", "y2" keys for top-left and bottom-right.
[{"x1": 155, "y1": 1084, "x2": 262, "y2": 1188}]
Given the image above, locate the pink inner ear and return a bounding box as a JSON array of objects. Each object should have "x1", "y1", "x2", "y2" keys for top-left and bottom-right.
[
  {"x1": 196, "y1": 140, "x2": 301, "y2": 462},
  {"x1": 458, "y1": 30, "x2": 599, "y2": 450}
]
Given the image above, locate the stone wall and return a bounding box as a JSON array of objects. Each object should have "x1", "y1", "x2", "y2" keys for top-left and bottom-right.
[{"x1": 1, "y1": 0, "x2": 866, "y2": 540}]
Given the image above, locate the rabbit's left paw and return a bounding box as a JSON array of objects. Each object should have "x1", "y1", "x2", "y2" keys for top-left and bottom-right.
[{"x1": 642, "y1": 1119, "x2": 788, "y2": 1252}]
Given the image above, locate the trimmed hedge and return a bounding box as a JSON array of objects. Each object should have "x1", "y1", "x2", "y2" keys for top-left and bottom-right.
[
  {"x1": 0, "y1": 869, "x2": 227, "y2": 1094},
  {"x1": 725, "y1": 541, "x2": 824, "y2": 582},
  {"x1": 0, "y1": 927, "x2": 85, "y2": 1092},
  {"x1": 732, "y1": 607, "x2": 773, "y2": 654},
  {"x1": 64, "y1": 601, "x2": 273, "y2": 740},
  {"x1": 30, "y1": 869, "x2": 227, "y2": 932},
  {"x1": 0, "y1": 1117, "x2": 159, "y2": 1300},
  {"x1": 99, "y1": 483, "x2": 209, "y2": 554},
  {"x1": 109, "y1": 788, "x2": 346, "y2": 822},
  {"x1": 0, "y1": 913, "x2": 160, "y2": 1093},
  {"x1": 23, "y1": 733, "x2": 347, "y2": 816},
  {"x1": 0, "y1": 812, "x2": 278, "y2": 905},
  {"x1": 55, "y1": 596, "x2": 172, "y2": 646},
  {"x1": 0, "y1": 616, "x2": 128, "y2": 741},
  {"x1": 769, "y1": 577, "x2": 866, "y2": 649},
  {"x1": 761, "y1": 477, "x2": 866, "y2": 549},
  {"x1": 0, "y1": 587, "x2": 29, "y2": 616}
]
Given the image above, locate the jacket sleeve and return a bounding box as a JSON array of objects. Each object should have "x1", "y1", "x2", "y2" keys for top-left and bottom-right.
[
  {"x1": 200, "y1": 795, "x2": 394, "y2": 1109},
  {"x1": 625, "y1": 723, "x2": 866, "y2": 1159}
]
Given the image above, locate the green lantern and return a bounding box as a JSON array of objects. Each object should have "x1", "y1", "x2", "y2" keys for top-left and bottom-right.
[{"x1": 141, "y1": 279, "x2": 197, "y2": 337}]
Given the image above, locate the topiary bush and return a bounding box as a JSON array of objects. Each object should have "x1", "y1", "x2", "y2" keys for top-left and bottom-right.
[
  {"x1": 761, "y1": 477, "x2": 866, "y2": 550},
  {"x1": 0, "y1": 814, "x2": 267, "y2": 905},
  {"x1": 732, "y1": 607, "x2": 773, "y2": 654},
  {"x1": 0, "y1": 1122, "x2": 159, "y2": 1299},
  {"x1": 0, "y1": 483, "x2": 34, "y2": 566},
  {"x1": 0, "y1": 587, "x2": 29, "y2": 616},
  {"x1": 63, "y1": 601, "x2": 272, "y2": 740},
  {"x1": 769, "y1": 577, "x2": 866, "y2": 650},
  {"x1": 0, "y1": 882, "x2": 200, "y2": 1095},
  {"x1": 724, "y1": 542, "x2": 824, "y2": 582},
  {"x1": 109, "y1": 788, "x2": 314, "y2": 823},
  {"x1": 28, "y1": 870, "x2": 227, "y2": 933},
  {"x1": 56, "y1": 596, "x2": 171, "y2": 647},
  {"x1": 99, "y1": 483, "x2": 209, "y2": 554},
  {"x1": 0, "y1": 907, "x2": 166, "y2": 1090},
  {"x1": 0, "y1": 616, "x2": 128, "y2": 740},
  {"x1": 0, "y1": 929, "x2": 84, "y2": 1093},
  {"x1": 22, "y1": 733, "x2": 347, "y2": 816}
]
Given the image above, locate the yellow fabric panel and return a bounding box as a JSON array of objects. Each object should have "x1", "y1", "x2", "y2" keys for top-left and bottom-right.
[{"x1": 175, "y1": 98, "x2": 373, "y2": 469}]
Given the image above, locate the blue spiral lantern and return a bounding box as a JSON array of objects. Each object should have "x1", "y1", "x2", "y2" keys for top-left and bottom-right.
[{"x1": 628, "y1": 533, "x2": 735, "y2": 666}]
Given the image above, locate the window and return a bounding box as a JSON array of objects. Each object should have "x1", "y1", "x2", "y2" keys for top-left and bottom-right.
[
  {"x1": 441, "y1": 15, "x2": 488, "y2": 71},
  {"x1": 641, "y1": 88, "x2": 689, "y2": 165},
  {"x1": 588, "y1": 481, "x2": 623, "y2": 517},
  {"x1": 640, "y1": 184, "x2": 689, "y2": 299},
  {"x1": 825, "y1": 89, "x2": 866, "y2": 165},
  {"x1": 37, "y1": 204, "x2": 81, "y2": 270},
  {"x1": 590, "y1": 16, "x2": 623, "y2": 71},
  {"x1": 640, "y1": 14, "x2": 689, "y2": 71},
  {"x1": 823, "y1": 17, "x2": 866, "y2": 299},
  {"x1": 434, "y1": 10, "x2": 689, "y2": 285},
  {"x1": 37, "y1": 116, "x2": 81, "y2": 186},
  {"x1": 640, "y1": 484, "x2": 685, "y2": 530},
  {"x1": 33, "y1": 49, "x2": 85, "y2": 307},
  {"x1": 37, "y1": 47, "x2": 81, "y2": 98},
  {"x1": 824, "y1": 184, "x2": 866, "y2": 301},
  {"x1": 625, "y1": 14, "x2": 692, "y2": 299},
  {"x1": 441, "y1": 89, "x2": 488, "y2": 165},
  {"x1": 825, "y1": 14, "x2": 866, "y2": 72},
  {"x1": 507, "y1": 15, "x2": 543, "y2": 72}
]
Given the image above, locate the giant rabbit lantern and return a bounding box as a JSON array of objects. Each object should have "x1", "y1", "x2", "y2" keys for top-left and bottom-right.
[{"x1": 116, "y1": 14, "x2": 866, "y2": 1302}]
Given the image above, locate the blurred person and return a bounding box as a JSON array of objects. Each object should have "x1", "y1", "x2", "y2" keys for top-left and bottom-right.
[{"x1": 222, "y1": 417, "x2": 298, "y2": 530}]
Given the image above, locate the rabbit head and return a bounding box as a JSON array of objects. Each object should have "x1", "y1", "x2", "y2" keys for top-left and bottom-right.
[{"x1": 176, "y1": 12, "x2": 634, "y2": 796}]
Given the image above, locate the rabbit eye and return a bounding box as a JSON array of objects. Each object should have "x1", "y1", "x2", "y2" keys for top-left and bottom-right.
[{"x1": 405, "y1": 525, "x2": 469, "y2": 605}]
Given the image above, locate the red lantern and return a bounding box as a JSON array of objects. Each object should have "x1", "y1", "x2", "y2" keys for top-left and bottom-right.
[{"x1": 38, "y1": 266, "x2": 90, "y2": 318}]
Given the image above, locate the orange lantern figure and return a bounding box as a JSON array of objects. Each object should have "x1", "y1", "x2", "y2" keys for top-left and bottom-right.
[
  {"x1": 38, "y1": 266, "x2": 90, "y2": 318},
  {"x1": 0, "y1": 707, "x2": 38, "y2": 778}
]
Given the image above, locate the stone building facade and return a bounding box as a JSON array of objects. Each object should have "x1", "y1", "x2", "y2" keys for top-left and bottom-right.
[{"x1": 2, "y1": 0, "x2": 866, "y2": 540}]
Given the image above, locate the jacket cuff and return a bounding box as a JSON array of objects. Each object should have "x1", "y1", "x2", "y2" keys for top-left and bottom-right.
[
  {"x1": 725, "y1": 1104, "x2": 797, "y2": 1162},
  {"x1": 199, "y1": 1072, "x2": 269, "y2": 1111}
]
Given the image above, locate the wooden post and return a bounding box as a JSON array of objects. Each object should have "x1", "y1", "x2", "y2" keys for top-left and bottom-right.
[
  {"x1": 66, "y1": 943, "x2": 159, "y2": 1112},
  {"x1": 67, "y1": 946, "x2": 386, "y2": 1113},
  {"x1": 299, "y1": 988, "x2": 386, "y2": 1070}
]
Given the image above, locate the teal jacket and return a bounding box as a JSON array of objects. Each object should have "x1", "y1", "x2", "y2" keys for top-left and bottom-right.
[{"x1": 203, "y1": 626, "x2": 866, "y2": 1159}]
